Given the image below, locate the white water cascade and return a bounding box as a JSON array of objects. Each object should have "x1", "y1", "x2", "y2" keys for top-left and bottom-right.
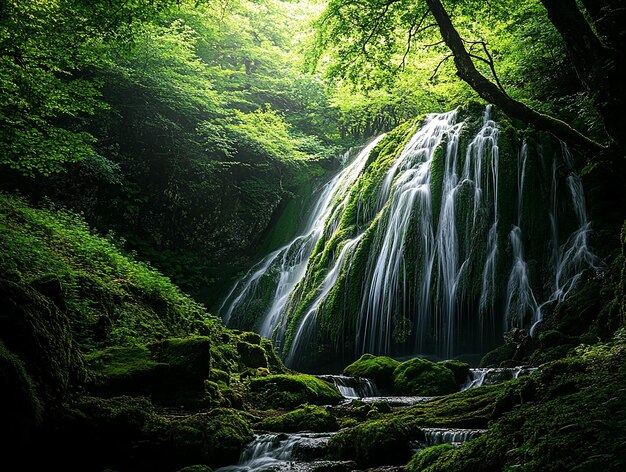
[
  {"x1": 317, "y1": 374, "x2": 379, "y2": 398},
  {"x1": 219, "y1": 136, "x2": 385, "y2": 342},
  {"x1": 220, "y1": 106, "x2": 596, "y2": 368},
  {"x1": 216, "y1": 433, "x2": 335, "y2": 472}
]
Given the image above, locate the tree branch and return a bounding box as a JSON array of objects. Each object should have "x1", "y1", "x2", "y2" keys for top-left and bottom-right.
[{"x1": 424, "y1": 0, "x2": 604, "y2": 152}]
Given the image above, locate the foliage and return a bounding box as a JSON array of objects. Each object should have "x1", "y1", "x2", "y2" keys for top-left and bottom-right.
[
  {"x1": 0, "y1": 193, "x2": 213, "y2": 348},
  {"x1": 406, "y1": 444, "x2": 455, "y2": 472}
]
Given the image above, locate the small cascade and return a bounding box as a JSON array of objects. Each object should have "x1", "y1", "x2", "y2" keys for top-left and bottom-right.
[
  {"x1": 531, "y1": 143, "x2": 597, "y2": 334},
  {"x1": 462, "y1": 367, "x2": 537, "y2": 390},
  {"x1": 318, "y1": 375, "x2": 379, "y2": 398},
  {"x1": 360, "y1": 396, "x2": 436, "y2": 406},
  {"x1": 216, "y1": 432, "x2": 335, "y2": 472},
  {"x1": 422, "y1": 428, "x2": 486, "y2": 447}
]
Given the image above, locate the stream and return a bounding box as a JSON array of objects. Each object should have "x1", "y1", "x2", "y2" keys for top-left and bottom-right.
[{"x1": 218, "y1": 367, "x2": 535, "y2": 471}]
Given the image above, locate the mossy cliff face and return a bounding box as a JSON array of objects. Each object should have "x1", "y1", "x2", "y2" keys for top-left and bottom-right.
[{"x1": 274, "y1": 103, "x2": 589, "y2": 369}]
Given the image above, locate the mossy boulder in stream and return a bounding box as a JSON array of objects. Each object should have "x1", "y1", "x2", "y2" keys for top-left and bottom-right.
[
  {"x1": 406, "y1": 444, "x2": 455, "y2": 472},
  {"x1": 248, "y1": 374, "x2": 343, "y2": 409},
  {"x1": 343, "y1": 354, "x2": 400, "y2": 389},
  {"x1": 393, "y1": 358, "x2": 458, "y2": 396}
]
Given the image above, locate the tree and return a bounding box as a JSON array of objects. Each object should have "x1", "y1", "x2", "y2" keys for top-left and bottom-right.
[{"x1": 314, "y1": 0, "x2": 626, "y2": 153}]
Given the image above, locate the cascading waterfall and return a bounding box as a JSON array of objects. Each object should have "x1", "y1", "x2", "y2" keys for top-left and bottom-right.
[
  {"x1": 359, "y1": 111, "x2": 461, "y2": 356},
  {"x1": 317, "y1": 375, "x2": 379, "y2": 398},
  {"x1": 220, "y1": 105, "x2": 596, "y2": 368},
  {"x1": 285, "y1": 233, "x2": 365, "y2": 365},
  {"x1": 219, "y1": 136, "x2": 385, "y2": 341},
  {"x1": 422, "y1": 428, "x2": 487, "y2": 447}
]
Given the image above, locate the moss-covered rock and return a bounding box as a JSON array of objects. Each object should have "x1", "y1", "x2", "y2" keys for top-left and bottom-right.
[
  {"x1": 165, "y1": 408, "x2": 254, "y2": 467},
  {"x1": 257, "y1": 404, "x2": 339, "y2": 432},
  {"x1": 393, "y1": 358, "x2": 457, "y2": 396},
  {"x1": 343, "y1": 354, "x2": 400, "y2": 389},
  {"x1": 0, "y1": 277, "x2": 84, "y2": 411},
  {"x1": 441, "y1": 360, "x2": 470, "y2": 385},
  {"x1": 406, "y1": 444, "x2": 455, "y2": 472},
  {"x1": 248, "y1": 374, "x2": 343, "y2": 409},
  {"x1": 479, "y1": 341, "x2": 517, "y2": 367},
  {"x1": 87, "y1": 336, "x2": 216, "y2": 407},
  {"x1": 50, "y1": 397, "x2": 252, "y2": 470},
  {"x1": 329, "y1": 414, "x2": 423, "y2": 466},
  {"x1": 237, "y1": 341, "x2": 267, "y2": 368}
]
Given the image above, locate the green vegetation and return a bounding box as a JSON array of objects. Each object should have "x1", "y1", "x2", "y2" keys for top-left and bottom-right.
[
  {"x1": 393, "y1": 358, "x2": 458, "y2": 396},
  {"x1": 0, "y1": 193, "x2": 212, "y2": 349},
  {"x1": 257, "y1": 404, "x2": 339, "y2": 432},
  {"x1": 343, "y1": 354, "x2": 469, "y2": 395},
  {"x1": 248, "y1": 374, "x2": 343, "y2": 409},
  {"x1": 343, "y1": 354, "x2": 400, "y2": 389},
  {"x1": 406, "y1": 444, "x2": 455, "y2": 472},
  {"x1": 0, "y1": 1, "x2": 625, "y2": 471}
]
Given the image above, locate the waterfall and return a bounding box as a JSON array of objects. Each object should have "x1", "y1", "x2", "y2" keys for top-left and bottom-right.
[
  {"x1": 358, "y1": 111, "x2": 461, "y2": 356},
  {"x1": 216, "y1": 432, "x2": 334, "y2": 472},
  {"x1": 285, "y1": 234, "x2": 365, "y2": 365},
  {"x1": 462, "y1": 367, "x2": 537, "y2": 390},
  {"x1": 220, "y1": 105, "x2": 596, "y2": 368},
  {"x1": 219, "y1": 136, "x2": 385, "y2": 340},
  {"x1": 530, "y1": 142, "x2": 597, "y2": 334},
  {"x1": 422, "y1": 428, "x2": 486, "y2": 447},
  {"x1": 317, "y1": 375, "x2": 379, "y2": 398}
]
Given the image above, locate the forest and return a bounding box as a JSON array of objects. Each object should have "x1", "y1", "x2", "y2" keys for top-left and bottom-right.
[{"x1": 0, "y1": 0, "x2": 625, "y2": 470}]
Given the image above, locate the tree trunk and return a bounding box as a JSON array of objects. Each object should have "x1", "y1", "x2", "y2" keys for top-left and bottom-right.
[
  {"x1": 540, "y1": 0, "x2": 626, "y2": 150},
  {"x1": 424, "y1": 0, "x2": 603, "y2": 153}
]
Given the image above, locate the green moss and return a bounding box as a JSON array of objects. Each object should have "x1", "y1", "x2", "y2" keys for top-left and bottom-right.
[
  {"x1": 260, "y1": 338, "x2": 287, "y2": 373},
  {"x1": 165, "y1": 408, "x2": 254, "y2": 468},
  {"x1": 393, "y1": 358, "x2": 457, "y2": 396},
  {"x1": 479, "y1": 342, "x2": 516, "y2": 367},
  {"x1": 441, "y1": 360, "x2": 470, "y2": 385},
  {"x1": 54, "y1": 397, "x2": 251, "y2": 470},
  {"x1": 0, "y1": 277, "x2": 85, "y2": 409},
  {"x1": 329, "y1": 413, "x2": 423, "y2": 466},
  {"x1": 248, "y1": 374, "x2": 343, "y2": 409},
  {"x1": 406, "y1": 444, "x2": 455, "y2": 472},
  {"x1": 412, "y1": 344, "x2": 626, "y2": 472},
  {"x1": 257, "y1": 404, "x2": 339, "y2": 432},
  {"x1": 86, "y1": 336, "x2": 217, "y2": 407},
  {"x1": 343, "y1": 354, "x2": 400, "y2": 389},
  {"x1": 236, "y1": 341, "x2": 267, "y2": 368}
]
